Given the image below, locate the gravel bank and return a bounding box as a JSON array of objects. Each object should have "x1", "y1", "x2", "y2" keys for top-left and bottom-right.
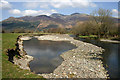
[
  {"x1": 15, "y1": 34, "x2": 108, "y2": 79},
  {"x1": 100, "y1": 39, "x2": 120, "y2": 43},
  {"x1": 36, "y1": 34, "x2": 108, "y2": 78}
]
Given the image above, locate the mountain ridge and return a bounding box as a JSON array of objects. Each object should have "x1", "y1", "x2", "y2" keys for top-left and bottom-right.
[{"x1": 1, "y1": 13, "x2": 119, "y2": 32}]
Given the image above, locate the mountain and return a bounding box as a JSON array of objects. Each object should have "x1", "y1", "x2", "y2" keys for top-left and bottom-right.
[
  {"x1": 50, "y1": 13, "x2": 89, "y2": 22},
  {"x1": 50, "y1": 13, "x2": 65, "y2": 19},
  {"x1": 16, "y1": 15, "x2": 66, "y2": 25},
  {"x1": 1, "y1": 13, "x2": 119, "y2": 32}
]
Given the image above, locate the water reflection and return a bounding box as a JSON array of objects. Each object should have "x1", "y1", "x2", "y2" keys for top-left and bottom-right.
[{"x1": 23, "y1": 38, "x2": 76, "y2": 74}]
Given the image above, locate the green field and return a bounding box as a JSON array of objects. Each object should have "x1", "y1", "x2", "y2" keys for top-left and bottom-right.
[{"x1": 2, "y1": 33, "x2": 45, "y2": 79}]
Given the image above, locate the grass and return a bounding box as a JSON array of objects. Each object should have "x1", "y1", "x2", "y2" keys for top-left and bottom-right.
[
  {"x1": 2, "y1": 33, "x2": 45, "y2": 79},
  {"x1": 79, "y1": 35, "x2": 98, "y2": 39},
  {"x1": 0, "y1": 33, "x2": 2, "y2": 79}
]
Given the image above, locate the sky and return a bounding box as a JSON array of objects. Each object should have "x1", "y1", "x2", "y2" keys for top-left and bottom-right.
[{"x1": 0, "y1": 0, "x2": 119, "y2": 21}]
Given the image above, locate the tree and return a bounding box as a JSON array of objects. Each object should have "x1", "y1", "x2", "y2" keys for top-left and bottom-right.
[
  {"x1": 90, "y1": 8, "x2": 114, "y2": 38},
  {"x1": 71, "y1": 21, "x2": 98, "y2": 36}
]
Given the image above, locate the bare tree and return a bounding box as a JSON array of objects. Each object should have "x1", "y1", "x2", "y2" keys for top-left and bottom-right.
[{"x1": 90, "y1": 8, "x2": 114, "y2": 38}]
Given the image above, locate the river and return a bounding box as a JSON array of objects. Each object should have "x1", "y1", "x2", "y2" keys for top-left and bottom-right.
[
  {"x1": 23, "y1": 38, "x2": 76, "y2": 74},
  {"x1": 23, "y1": 35, "x2": 120, "y2": 78},
  {"x1": 75, "y1": 37, "x2": 120, "y2": 78}
]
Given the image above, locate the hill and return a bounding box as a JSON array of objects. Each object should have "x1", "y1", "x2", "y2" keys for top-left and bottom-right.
[{"x1": 1, "y1": 13, "x2": 119, "y2": 32}]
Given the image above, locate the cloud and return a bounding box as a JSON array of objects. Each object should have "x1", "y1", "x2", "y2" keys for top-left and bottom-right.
[
  {"x1": 9, "y1": 9, "x2": 21, "y2": 15},
  {"x1": 50, "y1": 0, "x2": 72, "y2": 8},
  {"x1": 112, "y1": 9, "x2": 118, "y2": 14},
  {"x1": 23, "y1": 9, "x2": 57, "y2": 16},
  {"x1": 23, "y1": 0, "x2": 96, "y2": 9},
  {"x1": 23, "y1": 10, "x2": 39, "y2": 16},
  {"x1": 89, "y1": 2, "x2": 97, "y2": 7},
  {"x1": 23, "y1": 2, "x2": 49, "y2": 9},
  {"x1": 9, "y1": 9, "x2": 58, "y2": 16},
  {"x1": 23, "y1": 2, "x2": 40, "y2": 9},
  {"x1": 50, "y1": 0, "x2": 97, "y2": 8},
  {"x1": 0, "y1": 0, "x2": 12, "y2": 10},
  {"x1": 39, "y1": 3, "x2": 49, "y2": 9},
  {"x1": 112, "y1": 9, "x2": 119, "y2": 18}
]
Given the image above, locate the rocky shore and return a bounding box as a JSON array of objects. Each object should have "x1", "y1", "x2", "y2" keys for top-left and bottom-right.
[
  {"x1": 13, "y1": 36, "x2": 33, "y2": 70},
  {"x1": 14, "y1": 34, "x2": 109, "y2": 79},
  {"x1": 100, "y1": 39, "x2": 120, "y2": 43}
]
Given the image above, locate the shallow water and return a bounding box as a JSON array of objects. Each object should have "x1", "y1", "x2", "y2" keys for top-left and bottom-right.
[
  {"x1": 23, "y1": 38, "x2": 76, "y2": 74},
  {"x1": 77, "y1": 38, "x2": 120, "y2": 78}
]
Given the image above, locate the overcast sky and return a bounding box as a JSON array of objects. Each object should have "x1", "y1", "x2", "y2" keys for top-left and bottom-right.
[{"x1": 0, "y1": 0, "x2": 119, "y2": 21}]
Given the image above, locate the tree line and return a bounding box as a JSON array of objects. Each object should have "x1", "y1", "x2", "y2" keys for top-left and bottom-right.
[{"x1": 71, "y1": 8, "x2": 119, "y2": 39}]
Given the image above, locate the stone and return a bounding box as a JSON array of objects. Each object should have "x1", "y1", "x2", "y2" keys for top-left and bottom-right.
[{"x1": 13, "y1": 34, "x2": 108, "y2": 79}]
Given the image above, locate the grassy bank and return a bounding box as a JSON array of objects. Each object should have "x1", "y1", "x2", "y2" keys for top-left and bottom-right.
[
  {"x1": 79, "y1": 35, "x2": 98, "y2": 39},
  {"x1": 2, "y1": 33, "x2": 45, "y2": 79},
  {"x1": 0, "y1": 33, "x2": 2, "y2": 79}
]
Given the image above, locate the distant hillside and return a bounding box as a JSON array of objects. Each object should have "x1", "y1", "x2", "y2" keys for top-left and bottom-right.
[{"x1": 1, "y1": 13, "x2": 119, "y2": 32}]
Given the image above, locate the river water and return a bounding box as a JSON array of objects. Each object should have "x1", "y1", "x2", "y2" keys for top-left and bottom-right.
[
  {"x1": 23, "y1": 35, "x2": 119, "y2": 78},
  {"x1": 76, "y1": 37, "x2": 120, "y2": 78},
  {"x1": 23, "y1": 38, "x2": 76, "y2": 74}
]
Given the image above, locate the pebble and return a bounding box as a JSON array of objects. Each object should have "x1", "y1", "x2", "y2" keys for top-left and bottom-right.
[{"x1": 15, "y1": 34, "x2": 108, "y2": 79}]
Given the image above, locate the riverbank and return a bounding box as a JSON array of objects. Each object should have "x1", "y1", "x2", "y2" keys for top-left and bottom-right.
[
  {"x1": 100, "y1": 39, "x2": 120, "y2": 43},
  {"x1": 79, "y1": 35, "x2": 98, "y2": 39},
  {"x1": 2, "y1": 33, "x2": 44, "y2": 78},
  {"x1": 77, "y1": 36, "x2": 120, "y2": 78},
  {"x1": 78, "y1": 35, "x2": 120, "y2": 43},
  {"x1": 16, "y1": 34, "x2": 108, "y2": 78}
]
